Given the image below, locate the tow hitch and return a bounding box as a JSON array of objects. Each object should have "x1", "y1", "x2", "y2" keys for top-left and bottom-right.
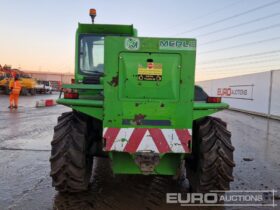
[{"x1": 134, "y1": 151, "x2": 160, "y2": 175}]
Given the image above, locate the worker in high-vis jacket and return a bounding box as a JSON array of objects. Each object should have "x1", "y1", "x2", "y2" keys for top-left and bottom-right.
[{"x1": 9, "y1": 75, "x2": 22, "y2": 109}]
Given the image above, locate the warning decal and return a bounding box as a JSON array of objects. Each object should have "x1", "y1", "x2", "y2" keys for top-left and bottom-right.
[{"x1": 138, "y1": 63, "x2": 162, "y2": 81}]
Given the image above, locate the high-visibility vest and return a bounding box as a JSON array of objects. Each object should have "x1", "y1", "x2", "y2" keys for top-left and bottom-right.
[{"x1": 12, "y1": 80, "x2": 22, "y2": 94}]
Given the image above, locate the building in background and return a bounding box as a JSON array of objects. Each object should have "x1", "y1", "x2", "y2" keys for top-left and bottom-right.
[{"x1": 25, "y1": 71, "x2": 74, "y2": 90}]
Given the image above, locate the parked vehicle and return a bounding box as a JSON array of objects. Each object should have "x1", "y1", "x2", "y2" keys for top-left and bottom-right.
[{"x1": 35, "y1": 80, "x2": 53, "y2": 94}]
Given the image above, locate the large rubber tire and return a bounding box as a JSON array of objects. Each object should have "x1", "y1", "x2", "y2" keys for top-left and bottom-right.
[
  {"x1": 186, "y1": 116, "x2": 235, "y2": 193},
  {"x1": 50, "y1": 111, "x2": 94, "y2": 192}
]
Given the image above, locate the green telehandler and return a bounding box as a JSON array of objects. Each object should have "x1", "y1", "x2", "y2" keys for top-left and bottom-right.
[{"x1": 50, "y1": 9, "x2": 235, "y2": 193}]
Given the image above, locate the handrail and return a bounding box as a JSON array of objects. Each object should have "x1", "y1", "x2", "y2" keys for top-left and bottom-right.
[
  {"x1": 62, "y1": 84, "x2": 103, "y2": 90},
  {"x1": 57, "y1": 98, "x2": 103, "y2": 107}
]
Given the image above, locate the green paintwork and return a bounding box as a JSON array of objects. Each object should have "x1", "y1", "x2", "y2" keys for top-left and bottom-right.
[
  {"x1": 194, "y1": 102, "x2": 229, "y2": 110},
  {"x1": 73, "y1": 106, "x2": 103, "y2": 120},
  {"x1": 57, "y1": 98, "x2": 103, "y2": 120},
  {"x1": 62, "y1": 84, "x2": 103, "y2": 90},
  {"x1": 57, "y1": 98, "x2": 103, "y2": 107},
  {"x1": 110, "y1": 152, "x2": 181, "y2": 175},
  {"x1": 56, "y1": 21, "x2": 229, "y2": 176},
  {"x1": 103, "y1": 37, "x2": 196, "y2": 129},
  {"x1": 119, "y1": 53, "x2": 180, "y2": 100},
  {"x1": 193, "y1": 102, "x2": 229, "y2": 120}
]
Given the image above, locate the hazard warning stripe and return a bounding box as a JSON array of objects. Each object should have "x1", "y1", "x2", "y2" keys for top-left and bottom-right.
[
  {"x1": 148, "y1": 129, "x2": 171, "y2": 153},
  {"x1": 103, "y1": 128, "x2": 120, "y2": 151},
  {"x1": 175, "y1": 129, "x2": 191, "y2": 152},
  {"x1": 124, "y1": 128, "x2": 147, "y2": 152},
  {"x1": 103, "y1": 128, "x2": 192, "y2": 153}
]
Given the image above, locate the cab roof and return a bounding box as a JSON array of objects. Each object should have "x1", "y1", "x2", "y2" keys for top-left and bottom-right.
[{"x1": 77, "y1": 23, "x2": 135, "y2": 36}]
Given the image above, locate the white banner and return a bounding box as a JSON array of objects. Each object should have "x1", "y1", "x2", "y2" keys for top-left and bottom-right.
[
  {"x1": 217, "y1": 85, "x2": 254, "y2": 100},
  {"x1": 197, "y1": 71, "x2": 274, "y2": 116}
]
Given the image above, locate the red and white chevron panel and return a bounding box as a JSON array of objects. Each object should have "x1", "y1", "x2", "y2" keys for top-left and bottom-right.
[
  {"x1": 103, "y1": 128, "x2": 192, "y2": 153},
  {"x1": 36, "y1": 99, "x2": 56, "y2": 107}
]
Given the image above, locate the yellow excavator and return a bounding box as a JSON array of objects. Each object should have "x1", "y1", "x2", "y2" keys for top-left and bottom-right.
[
  {"x1": 0, "y1": 65, "x2": 9, "y2": 93},
  {"x1": 0, "y1": 65, "x2": 36, "y2": 95},
  {"x1": 0, "y1": 71, "x2": 8, "y2": 87}
]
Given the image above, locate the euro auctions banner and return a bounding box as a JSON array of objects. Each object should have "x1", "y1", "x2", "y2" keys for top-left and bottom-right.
[
  {"x1": 216, "y1": 85, "x2": 254, "y2": 100},
  {"x1": 197, "y1": 71, "x2": 275, "y2": 116}
]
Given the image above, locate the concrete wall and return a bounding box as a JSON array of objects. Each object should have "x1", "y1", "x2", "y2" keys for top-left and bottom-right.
[
  {"x1": 271, "y1": 70, "x2": 280, "y2": 117},
  {"x1": 197, "y1": 70, "x2": 280, "y2": 119}
]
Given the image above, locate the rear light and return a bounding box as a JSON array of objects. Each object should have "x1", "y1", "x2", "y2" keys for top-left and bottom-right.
[
  {"x1": 64, "y1": 92, "x2": 79, "y2": 99},
  {"x1": 64, "y1": 89, "x2": 79, "y2": 99},
  {"x1": 71, "y1": 78, "x2": 75, "y2": 84},
  {"x1": 207, "y1": 96, "x2": 221, "y2": 103}
]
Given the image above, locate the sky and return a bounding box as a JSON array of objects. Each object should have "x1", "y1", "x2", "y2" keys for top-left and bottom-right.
[{"x1": 0, "y1": 0, "x2": 280, "y2": 81}]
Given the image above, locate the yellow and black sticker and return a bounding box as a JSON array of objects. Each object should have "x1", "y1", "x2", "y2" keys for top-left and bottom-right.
[{"x1": 138, "y1": 63, "x2": 162, "y2": 81}]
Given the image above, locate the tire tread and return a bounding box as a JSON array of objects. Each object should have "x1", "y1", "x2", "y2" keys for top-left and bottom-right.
[
  {"x1": 50, "y1": 111, "x2": 93, "y2": 192},
  {"x1": 187, "y1": 116, "x2": 235, "y2": 192}
]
